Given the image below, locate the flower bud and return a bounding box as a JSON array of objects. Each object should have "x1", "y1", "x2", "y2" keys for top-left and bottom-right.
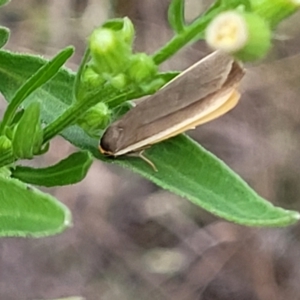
[
  {"x1": 89, "y1": 27, "x2": 131, "y2": 75},
  {"x1": 77, "y1": 103, "x2": 111, "y2": 138},
  {"x1": 88, "y1": 18, "x2": 135, "y2": 76},
  {"x1": 109, "y1": 73, "x2": 127, "y2": 90},
  {"x1": 102, "y1": 17, "x2": 135, "y2": 46},
  {"x1": 205, "y1": 10, "x2": 271, "y2": 61},
  {"x1": 127, "y1": 53, "x2": 158, "y2": 84},
  {"x1": 0, "y1": 135, "x2": 11, "y2": 152},
  {"x1": 82, "y1": 66, "x2": 105, "y2": 88}
]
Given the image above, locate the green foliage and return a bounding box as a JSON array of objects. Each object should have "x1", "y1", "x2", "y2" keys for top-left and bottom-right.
[
  {"x1": 12, "y1": 102, "x2": 43, "y2": 159},
  {"x1": 0, "y1": 0, "x2": 299, "y2": 237},
  {"x1": 0, "y1": 26, "x2": 9, "y2": 47},
  {"x1": 0, "y1": 49, "x2": 298, "y2": 227},
  {"x1": 89, "y1": 135, "x2": 300, "y2": 227},
  {"x1": 0, "y1": 46, "x2": 74, "y2": 134},
  {"x1": 251, "y1": 0, "x2": 300, "y2": 28},
  {"x1": 0, "y1": 175, "x2": 71, "y2": 237},
  {"x1": 0, "y1": 0, "x2": 9, "y2": 7},
  {"x1": 11, "y1": 151, "x2": 93, "y2": 187}
]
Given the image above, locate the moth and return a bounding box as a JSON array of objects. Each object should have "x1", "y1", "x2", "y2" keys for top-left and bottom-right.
[{"x1": 99, "y1": 51, "x2": 245, "y2": 166}]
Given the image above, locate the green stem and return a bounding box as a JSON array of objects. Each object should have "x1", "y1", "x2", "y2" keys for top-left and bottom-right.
[
  {"x1": 43, "y1": 85, "x2": 130, "y2": 143},
  {"x1": 152, "y1": 7, "x2": 223, "y2": 65},
  {"x1": 74, "y1": 48, "x2": 90, "y2": 100}
]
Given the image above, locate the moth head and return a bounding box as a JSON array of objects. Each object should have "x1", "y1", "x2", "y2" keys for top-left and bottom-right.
[{"x1": 99, "y1": 125, "x2": 124, "y2": 156}]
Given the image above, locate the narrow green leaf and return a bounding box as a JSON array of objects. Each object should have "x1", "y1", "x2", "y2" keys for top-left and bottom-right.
[
  {"x1": 0, "y1": 50, "x2": 299, "y2": 227},
  {"x1": 0, "y1": 166, "x2": 11, "y2": 177},
  {"x1": 0, "y1": 26, "x2": 9, "y2": 48},
  {"x1": 158, "y1": 71, "x2": 180, "y2": 82},
  {"x1": 12, "y1": 102, "x2": 43, "y2": 159},
  {"x1": 0, "y1": 50, "x2": 75, "y2": 125},
  {"x1": 11, "y1": 151, "x2": 93, "y2": 187},
  {"x1": 0, "y1": 175, "x2": 72, "y2": 237},
  {"x1": 0, "y1": 0, "x2": 10, "y2": 6},
  {"x1": 0, "y1": 46, "x2": 74, "y2": 133},
  {"x1": 75, "y1": 134, "x2": 300, "y2": 227},
  {"x1": 168, "y1": 0, "x2": 186, "y2": 33}
]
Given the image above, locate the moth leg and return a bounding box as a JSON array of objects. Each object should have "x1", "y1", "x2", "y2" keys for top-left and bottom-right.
[
  {"x1": 126, "y1": 147, "x2": 157, "y2": 171},
  {"x1": 138, "y1": 151, "x2": 157, "y2": 172}
]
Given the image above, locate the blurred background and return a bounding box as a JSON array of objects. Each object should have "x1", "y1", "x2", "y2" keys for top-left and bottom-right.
[{"x1": 1, "y1": 0, "x2": 300, "y2": 299}]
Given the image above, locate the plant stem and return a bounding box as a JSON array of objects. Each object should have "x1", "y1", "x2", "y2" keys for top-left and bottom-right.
[
  {"x1": 73, "y1": 48, "x2": 90, "y2": 100},
  {"x1": 43, "y1": 86, "x2": 129, "y2": 143},
  {"x1": 152, "y1": 7, "x2": 223, "y2": 65}
]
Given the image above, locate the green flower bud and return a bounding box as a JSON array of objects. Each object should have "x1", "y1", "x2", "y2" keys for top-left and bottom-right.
[
  {"x1": 0, "y1": 135, "x2": 11, "y2": 152},
  {"x1": 251, "y1": 0, "x2": 300, "y2": 28},
  {"x1": 121, "y1": 17, "x2": 135, "y2": 45},
  {"x1": 127, "y1": 53, "x2": 158, "y2": 84},
  {"x1": 205, "y1": 10, "x2": 271, "y2": 61},
  {"x1": 77, "y1": 103, "x2": 111, "y2": 138},
  {"x1": 83, "y1": 66, "x2": 127, "y2": 91},
  {"x1": 82, "y1": 66, "x2": 105, "y2": 88},
  {"x1": 109, "y1": 73, "x2": 127, "y2": 90},
  {"x1": 89, "y1": 27, "x2": 131, "y2": 75},
  {"x1": 103, "y1": 17, "x2": 135, "y2": 46},
  {"x1": 89, "y1": 18, "x2": 135, "y2": 77}
]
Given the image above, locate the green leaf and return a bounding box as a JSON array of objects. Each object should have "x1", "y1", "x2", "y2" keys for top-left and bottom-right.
[
  {"x1": 0, "y1": 50, "x2": 299, "y2": 227},
  {"x1": 0, "y1": 0, "x2": 10, "y2": 7},
  {"x1": 0, "y1": 46, "x2": 74, "y2": 134},
  {"x1": 0, "y1": 166, "x2": 11, "y2": 177},
  {"x1": 158, "y1": 71, "x2": 180, "y2": 82},
  {"x1": 0, "y1": 175, "x2": 72, "y2": 237},
  {"x1": 0, "y1": 26, "x2": 9, "y2": 48},
  {"x1": 12, "y1": 102, "x2": 43, "y2": 159},
  {"x1": 78, "y1": 134, "x2": 300, "y2": 227},
  {"x1": 168, "y1": 0, "x2": 186, "y2": 33},
  {"x1": 0, "y1": 49, "x2": 74, "y2": 106},
  {"x1": 11, "y1": 151, "x2": 93, "y2": 187}
]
